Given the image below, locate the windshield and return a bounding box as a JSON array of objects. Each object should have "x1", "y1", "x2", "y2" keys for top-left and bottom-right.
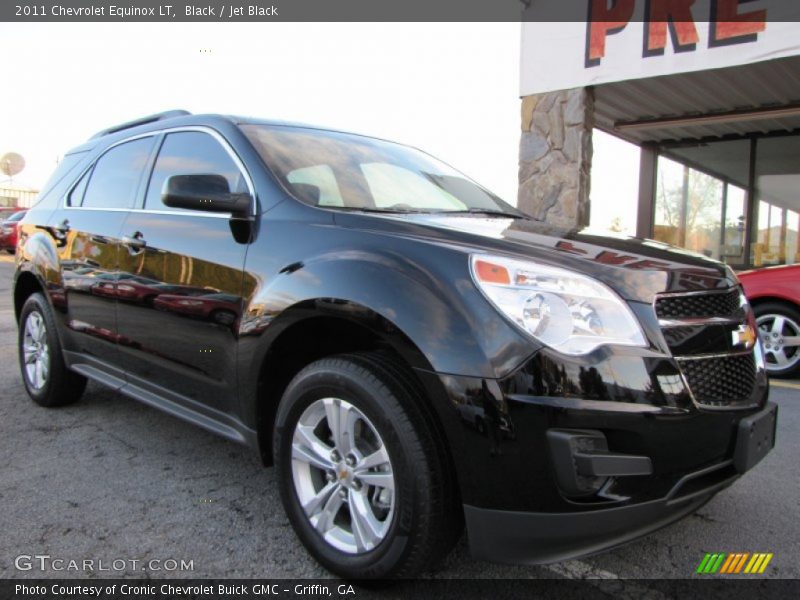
[{"x1": 241, "y1": 125, "x2": 522, "y2": 216}]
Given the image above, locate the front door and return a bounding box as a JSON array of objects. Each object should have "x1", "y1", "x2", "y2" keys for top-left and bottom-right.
[{"x1": 115, "y1": 130, "x2": 253, "y2": 414}]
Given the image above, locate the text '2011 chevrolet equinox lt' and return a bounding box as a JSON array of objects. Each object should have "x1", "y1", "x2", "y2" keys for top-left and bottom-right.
[{"x1": 13, "y1": 111, "x2": 777, "y2": 578}]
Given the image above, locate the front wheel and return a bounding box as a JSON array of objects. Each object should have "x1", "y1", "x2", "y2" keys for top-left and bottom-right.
[
  {"x1": 754, "y1": 301, "x2": 800, "y2": 378},
  {"x1": 273, "y1": 353, "x2": 461, "y2": 578},
  {"x1": 18, "y1": 293, "x2": 87, "y2": 407}
]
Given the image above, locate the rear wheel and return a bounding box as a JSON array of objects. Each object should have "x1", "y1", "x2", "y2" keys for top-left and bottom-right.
[
  {"x1": 273, "y1": 353, "x2": 461, "y2": 578},
  {"x1": 754, "y1": 301, "x2": 800, "y2": 378},
  {"x1": 18, "y1": 293, "x2": 87, "y2": 407}
]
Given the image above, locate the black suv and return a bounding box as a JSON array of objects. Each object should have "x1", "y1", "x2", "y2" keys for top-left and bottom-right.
[{"x1": 14, "y1": 111, "x2": 776, "y2": 578}]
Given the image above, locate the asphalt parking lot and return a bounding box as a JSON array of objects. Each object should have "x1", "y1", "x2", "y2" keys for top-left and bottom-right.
[{"x1": 0, "y1": 253, "x2": 797, "y2": 581}]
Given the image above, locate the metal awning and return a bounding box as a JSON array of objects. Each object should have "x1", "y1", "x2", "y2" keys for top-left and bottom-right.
[{"x1": 594, "y1": 55, "x2": 800, "y2": 145}]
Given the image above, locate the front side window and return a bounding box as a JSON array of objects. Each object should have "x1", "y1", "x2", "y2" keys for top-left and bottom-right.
[
  {"x1": 144, "y1": 131, "x2": 248, "y2": 211},
  {"x1": 81, "y1": 137, "x2": 155, "y2": 209},
  {"x1": 241, "y1": 124, "x2": 519, "y2": 215}
]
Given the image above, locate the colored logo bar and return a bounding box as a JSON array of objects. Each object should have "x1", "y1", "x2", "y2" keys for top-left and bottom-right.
[{"x1": 696, "y1": 552, "x2": 773, "y2": 574}]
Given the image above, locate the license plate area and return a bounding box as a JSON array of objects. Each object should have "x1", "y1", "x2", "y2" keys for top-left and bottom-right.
[{"x1": 734, "y1": 402, "x2": 777, "y2": 473}]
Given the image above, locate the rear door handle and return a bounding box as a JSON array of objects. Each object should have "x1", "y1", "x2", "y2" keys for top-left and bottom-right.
[
  {"x1": 122, "y1": 231, "x2": 146, "y2": 250},
  {"x1": 53, "y1": 218, "x2": 70, "y2": 240}
]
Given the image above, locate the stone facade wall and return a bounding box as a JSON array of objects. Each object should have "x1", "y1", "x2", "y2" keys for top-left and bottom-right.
[{"x1": 518, "y1": 87, "x2": 594, "y2": 229}]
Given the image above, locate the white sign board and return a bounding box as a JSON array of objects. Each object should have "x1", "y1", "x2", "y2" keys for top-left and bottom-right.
[{"x1": 521, "y1": 0, "x2": 800, "y2": 96}]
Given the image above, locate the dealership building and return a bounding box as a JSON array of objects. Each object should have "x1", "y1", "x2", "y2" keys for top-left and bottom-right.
[{"x1": 519, "y1": 2, "x2": 800, "y2": 269}]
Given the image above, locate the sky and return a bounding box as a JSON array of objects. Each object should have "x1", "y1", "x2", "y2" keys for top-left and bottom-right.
[{"x1": 0, "y1": 22, "x2": 639, "y2": 233}]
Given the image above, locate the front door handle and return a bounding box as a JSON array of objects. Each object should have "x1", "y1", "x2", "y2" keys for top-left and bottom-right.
[{"x1": 122, "y1": 231, "x2": 146, "y2": 251}]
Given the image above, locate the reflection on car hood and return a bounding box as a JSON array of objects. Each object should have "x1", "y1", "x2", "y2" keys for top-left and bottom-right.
[{"x1": 352, "y1": 212, "x2": 737, "y2": 303}]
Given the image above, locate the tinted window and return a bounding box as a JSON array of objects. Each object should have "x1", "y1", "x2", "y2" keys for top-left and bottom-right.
[
  {"x1": 67, "y1": 169, "x2": 91, "y2": 207},
  {"x1": 242, "y1": 124, "x2": 518, "y2": 215},
  {"x1": 287, "y1": 164, "x2": 343, "y2": 206},
  {"x1": 361, "y1": 163, "x2": 463, "y2": 209},
  {"x1": 145, "y1": 132, "x2": 248, "y2": 211},
  {"x1": 37, "y1": 151, "x2": 88, "y2": 202},
  {"x1": 81, "y1": 138, "x2": 155, "y2": 209}
]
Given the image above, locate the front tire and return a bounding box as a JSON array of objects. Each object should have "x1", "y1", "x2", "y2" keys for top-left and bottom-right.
[
  {"x1": 754, "y1": 302, "x2": 800, "y2": 378},
  {"x1": 18, "y1": 293, "x2": 87, "y2": 407},
  {"x1": 273, "y1": 353, "x2": 461, "y2": 578}
]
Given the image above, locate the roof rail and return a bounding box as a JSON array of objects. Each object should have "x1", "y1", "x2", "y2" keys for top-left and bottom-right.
[{"x1": 89, "y1": 110, "x2": 192, "y2": 139}]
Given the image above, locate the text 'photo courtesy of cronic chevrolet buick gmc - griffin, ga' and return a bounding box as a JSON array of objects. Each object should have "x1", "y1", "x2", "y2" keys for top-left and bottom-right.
[{"x1": 11, "y1": 111, "x2": 776, "y2": 578}]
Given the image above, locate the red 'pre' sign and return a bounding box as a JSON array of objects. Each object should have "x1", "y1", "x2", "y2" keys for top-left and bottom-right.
[{"x1": 586, "y1": 0, "x2": 767, "y2": 68}]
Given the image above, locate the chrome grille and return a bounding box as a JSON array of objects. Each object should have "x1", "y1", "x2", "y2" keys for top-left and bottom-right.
[
  {"x1": 656, "y1": 287, "x2": 757, "y2": 409},
  {"x1": 655, "y1": 288, "x2": 741, "y2": 320},
  {"x1": 676, "y1": 354, "x2": 757, "y2": 406}
]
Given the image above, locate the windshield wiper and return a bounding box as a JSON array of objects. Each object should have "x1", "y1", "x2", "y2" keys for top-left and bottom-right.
[
  {"x1": 323, "y1": 206, "x2": 424, "y2": 214},
  {"x1": 323, "y1": 206, "x2": 527, "y2": 218},
  {"x1": 435, "y1": 208, "x2": 527, "y2": 219}
]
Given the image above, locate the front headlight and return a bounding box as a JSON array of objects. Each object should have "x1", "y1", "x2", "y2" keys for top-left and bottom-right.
[{"x1": 470, "y1": 254, "x2": 646, "y2": 356}]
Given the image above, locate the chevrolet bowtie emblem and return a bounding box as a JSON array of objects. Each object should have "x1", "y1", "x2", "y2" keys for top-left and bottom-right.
[{"x1": 732, "y1": 324, "x2": 757, "y2": 348}]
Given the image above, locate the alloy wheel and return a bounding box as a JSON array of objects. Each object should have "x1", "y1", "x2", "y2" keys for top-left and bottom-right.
[
  {"x1": 290, "y1": 397, "x2": 395, "y2": 554},
  {"x1": 757, "y1": 312, "x2": 800, "y2": 373},
  {"x1": 22, "y1": 311, "x2": 50, "y2": 390}
]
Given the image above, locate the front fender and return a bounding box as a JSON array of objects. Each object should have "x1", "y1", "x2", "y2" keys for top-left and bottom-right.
[{"x1": 241, "y1": 244, "x2": 534, "y2": 380}]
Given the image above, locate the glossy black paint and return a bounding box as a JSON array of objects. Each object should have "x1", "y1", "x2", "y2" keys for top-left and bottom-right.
[{"x1": 13, "y1": 114, "x2": 771, "y2": 564}]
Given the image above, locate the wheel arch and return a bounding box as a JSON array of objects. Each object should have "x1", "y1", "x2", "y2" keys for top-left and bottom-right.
[
  {"x1": 14, "y1": 229, "x2": 63, "y2": 322},
  {"x1": 13, "y1": 269, "x2": 46, "y2": 323},
  {"x1": 748, "y1": 295, "x2": 800, "y2": 312},
  {"x1": 243, "y1": 302, "x2": 462, "y2": 488}
]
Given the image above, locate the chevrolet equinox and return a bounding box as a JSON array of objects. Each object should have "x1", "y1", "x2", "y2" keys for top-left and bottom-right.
[{"x1": 13, "y1": 111, "x2": 777, "y2": 578}]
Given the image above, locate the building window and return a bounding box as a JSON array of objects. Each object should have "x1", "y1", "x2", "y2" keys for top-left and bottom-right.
[
  {"x1": 653, "y1": 156, "x2": 725, "y2": 261},
  {"x1": 752, "y1": 136, "x2": 800, "y2": 267},
  {"x1": 652, "y1": 138, "x2": 753, "y2": 267}
]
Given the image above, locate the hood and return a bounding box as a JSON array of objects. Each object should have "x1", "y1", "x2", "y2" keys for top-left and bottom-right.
[{"x1": 336, "y1": 212, "x2": 738, "y2": 304}]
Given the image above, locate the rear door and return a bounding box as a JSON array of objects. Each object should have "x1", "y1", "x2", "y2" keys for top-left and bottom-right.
[
  {"x1": 50, "y1": 136, "x2": 157, "y2": 381},
  {"x1": 115, "y1": 129, "x2": 253, "y2": 414}
]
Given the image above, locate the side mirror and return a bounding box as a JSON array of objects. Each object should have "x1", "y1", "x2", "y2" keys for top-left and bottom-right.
[{"x1": 162, "y1": 174, "x2": 253, "y2": 219}]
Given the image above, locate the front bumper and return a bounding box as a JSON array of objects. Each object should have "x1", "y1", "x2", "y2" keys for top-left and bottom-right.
[{"x1": 463, "y1": 402, "x2": 777, "y2": 565}]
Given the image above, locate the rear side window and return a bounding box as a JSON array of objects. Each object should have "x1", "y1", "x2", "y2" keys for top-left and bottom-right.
[
  {"x1": 80, "y1": 137, "x2": 155, "y2": 209},
  {"x1": 67, "y1": 170, "x2": 90, "y2": 207},
  {"x1": 37, "y1": 151, "x2": 88, "y2": 203},
  {"x1": 144, "y1": 131, "x2": 248, "y2": 211}
]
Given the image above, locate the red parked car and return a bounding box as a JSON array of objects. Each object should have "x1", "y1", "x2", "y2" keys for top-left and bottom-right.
[
  {"x1": 0, "y1": 207, "x2": 24, "y2": 219},
  {"x1": 153, "y1": 292, "x2": 240, "y2": 325},
  {"x1": 0, "y1": 210, "x2": 27, "y2": 253},
  {"x1": 739, "y1": 264, "x2": 800, "y2": 377}
]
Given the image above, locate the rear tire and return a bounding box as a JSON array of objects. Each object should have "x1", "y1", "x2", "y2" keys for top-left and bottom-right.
[
  {"x1": 754, "y1": 302, "x2": 800, "y2": 378},
  {"x1": 18, "y1": 293, "x2": 87, "y2": 407},
  {"x1": 273, "y1": 353, "x2": 461, "y2": 578}
]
